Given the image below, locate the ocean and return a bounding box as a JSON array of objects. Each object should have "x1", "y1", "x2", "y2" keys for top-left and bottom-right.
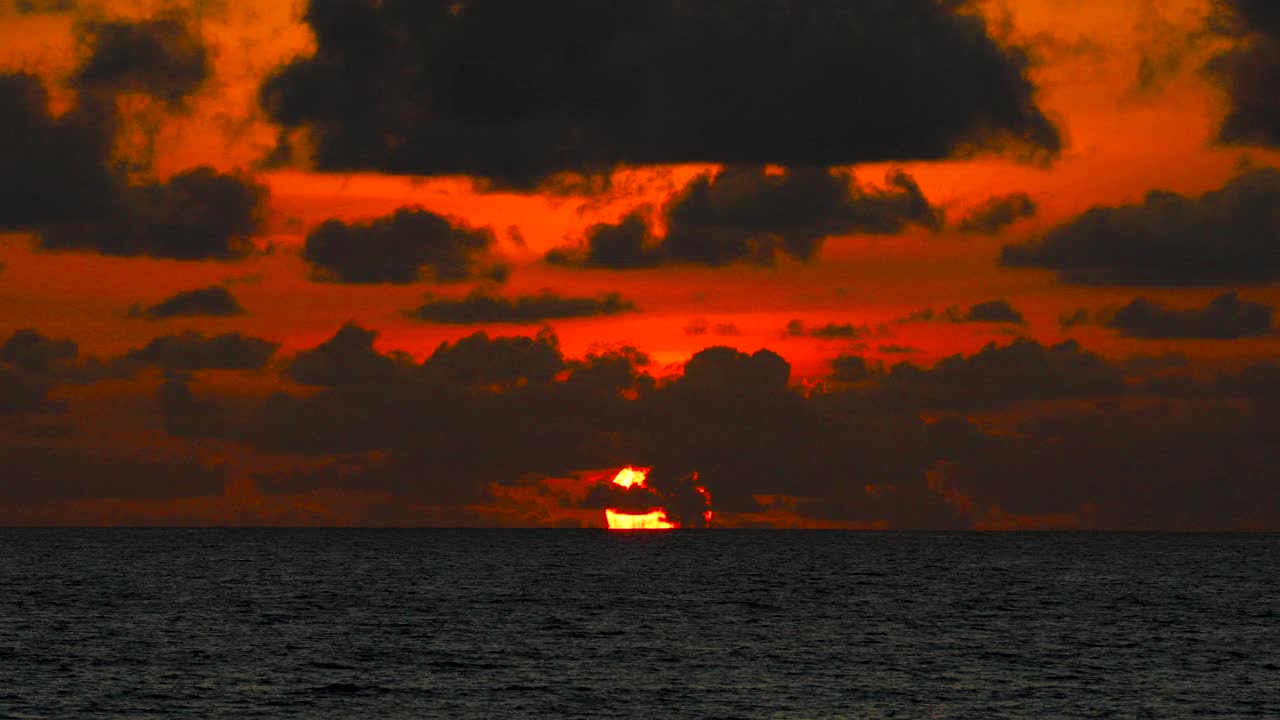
[{"x1": 2, "y1": 530, "x2": 1277, "y2": 719}]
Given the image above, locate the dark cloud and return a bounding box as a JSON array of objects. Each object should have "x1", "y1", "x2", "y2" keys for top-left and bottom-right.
[
  {"x1": 423, "y1": 329, "x2": 566, "y2": 389},
  {"x1": 899, "y1": 299, "x2": 1025, "y2": 325},
  {"x1": 1205, "y1": 0, "x2": 1280, "y2": 147},
  {"x1": 878, "y1": 338, "x2": 1124, "y2": 412},
  {"x1": 0, "y1": 329, "x2": 84, "y2": 416},
  {"x1": 38, "y1": 167, "x2": 268, "y2": 261},
  {"x1": 2, "y1": 21, "x2": 265, "y2": 260},
  {"x1": 128, "y1": 286, "x2": 246, "y2": 320},
  {"x1": 0, "y1": 368, "x2": 63, "y2": 416},
  {"x1": 1000, "y1": 168, "x2": 1280, "y2": 286},
  {"x1": 0, "y1": 73, "x2": 116, "y2": 229},
  {"x1": 409, "y1": 290, "x2": 635, "y2": 324},
  {"x1": 142, "y1": 322, "x2": 1280, "y2": 529},
  {"x1": 961, "y1": 299, "x2": 1026, "y2": 325},
  {"x1": 1059, "y1": 307, "x2": 1092, "y2": 329},
  {"x1": 683, "y1": 319, "x2": 741, "y2": 337},
  {"x1": 284, "y1": 323, "x2": 409, "y2": 388},
  {"x1": 121, "y1": 332, "x2": 279, "y2": 372},
  {"x1": 0, "y1": 444, "x2": 222, "y2": 506},
  {"x1": 546, "y1": 214, "x2": 659, "y2": 270},
  {"x1": 11, "y1": 0, "x2": 75, "y2": 14},
  {"x1": 1121, "y1": 352, "x2": 1191, "y2": 375},
  {"x1": 829, "y1": 354, "x2": 876, "y2": 383},
  {"x1": 877, "y1": 344, "x2": 920, "y2": 355},
  {"x1": 785, "y1": 319, "x2": 877, "y2": 340},
  {"x1": 674, "y1": 347, "x2": 791, "y2": 397},
  {"x1": 1, "y1": 329, "x2": 77, "y2": 374},
  {"x1": 549, "y1": 167, "x2": 941, "y2": 268},
  {"x1": 1091, "y1": 292, "x2": 1275, "y2": 339},
  {"x1": 303, "y1": 207, "x2": 504, "y2": 284},
  {"x1": 73, "y1": 16, "x2": 210, "y2": 106},
  {"x1": 955, "y1": 192, "x2": 1036, "y2": 234},
  {"x1": 0, "y1": 328, "x2": 126, "y2": 389},
  {"x1": 261, "y1": 0, "x2": 1059, "y2": 188}
]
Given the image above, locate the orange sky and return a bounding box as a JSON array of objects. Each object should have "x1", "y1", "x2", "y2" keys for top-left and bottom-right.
[{"x1": 2, "y1": 0, "x2": 1278, "y2": 528}]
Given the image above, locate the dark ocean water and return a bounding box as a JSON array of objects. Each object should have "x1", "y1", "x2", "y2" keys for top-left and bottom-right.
[{"x1": 1, "y1": 530, "x2": 1278, "y2": 719}]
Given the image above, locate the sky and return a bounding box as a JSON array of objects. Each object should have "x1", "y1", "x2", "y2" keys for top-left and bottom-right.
[{"x1": 1, "y1": 0, "x2": 1279, "y2": 529}]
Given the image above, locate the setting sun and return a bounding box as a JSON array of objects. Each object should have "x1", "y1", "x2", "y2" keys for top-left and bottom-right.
[
  {"x1": 604, "y1": 508, "x2": 676, "y2": 530},
  {"x1": 602, "y1": 467, "x2": 714, "y2": 529},
  {"x1": 605, "y1": 467, "x2": 675, "y2": 530},
  {"x1": 610, "y1": 466, "x2": 649, "y2": 490}
]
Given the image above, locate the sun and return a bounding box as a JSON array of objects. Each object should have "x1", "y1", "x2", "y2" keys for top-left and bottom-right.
[
  {"x1": 604, "y1": 508, "x2": 676, "y2": 530},
  {"x1": 603, "y1": 466, "x2": 712, "y2": 530},
  {"x1": 604, "y1": 466, "x2": 676, "y2": 530}
]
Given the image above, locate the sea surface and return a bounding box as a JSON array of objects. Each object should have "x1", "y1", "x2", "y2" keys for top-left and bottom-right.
[{"x1": 1, "y1": 530, "x2": 1277, "y2": 719}]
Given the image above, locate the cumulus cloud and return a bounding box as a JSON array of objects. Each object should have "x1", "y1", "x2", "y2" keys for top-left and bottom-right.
[
  {"x1": 9, "y1": 0, "x2": 77, "y2": 13},
  {"x1": 0, "y1": 367, "x2": 63, "y2": 416},
  {"x1": 409, "y1": 290, "x2": 635, "y2": 324},
  {"x1": 0, "y1": 329, "x2": 86, "y2": 416},
  {"x1": 1, "y1": 329, "x2": 78, "y2": 374},
  {"x1": 683, "y1": 319, "x2": 741, "y2": 337},
  {"x1": 961, "y1": 299, "x2": 1026, "y2": 325},
  {"x1": 785, "y1": 319, "x2": 880, "y2": 340},
  {"x1": 0, "y1": 444, "x2": 223, "y2": 506},
  {"x1": 0, "y1": 73, "x2": 116, "y2": 229},
  {"x1": 1, "y1": 20, "x2": 269, "y2": 260},
  {"x1": 548, "y1": 167, "x2": 941, "y2": 268},
  {"x1": 303, "y1": 207, "x2": 505, "y2": 284},
  {"x1": 128, "y1": 286, "x2": 246, "y2": 320},
  {"x1": 1000, "y1": 168, "x2": 1280, "y2": 286},
  {"x1": 130, "y1": 320, "x2": 1280, "y2": 529},
  {"x1": 73, "y1": 16, "x2": 210, "y2": 107},
  {"x1": 261, "y1": 0, "x2": 1059, "y2": 188},
  {"x1": 0, "y1": 328, "x2": 119, "y2": 388},
  {"x1": 829, "y1": 354, "x2": 877, "y2": 383},
  {"x1": 878, "y1": 338, "x2": 1124, "y2": 412},
  {"x1": 1065, "y1": 292, "x2": 1275, "y2": 339},
  {"x1": 424, "y1": 329, "x2": 567, "y2": 389},
  {"x1": 37, "y1": 167, "x2": 267, "y2": 260},
  {"x1": 955, "y1": 192, "x2": 1036, "y2": 234},
  {"x1": 284, "y1": 323, "x2": 409, "y2": 388},
  {"x1": 120, "y1": 332, "x2": 279, "y2": 372},
  {"x1": 1205, "y1": 0, "x2": 1280, "y2": 148},
  {"x1": 899, "y1": 299, "x2": 1026, "y2": 325}
]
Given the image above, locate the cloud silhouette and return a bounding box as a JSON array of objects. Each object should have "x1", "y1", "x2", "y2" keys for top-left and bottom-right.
[
  {"x1": 125, "y1": 321, "x2": 1280, "y2": 529},
  {"x1": 120, "y1": 332, "x2": 279, "y2": 372},
  {"x1": 128, "y1": 286, "x2": 246, "y2": 320},
  {"x1": 261, "y1": 0, "x2": 1059, "y2": 187},
  {"x1": 0, "y1": 73, "x2": 116, "y2": 229},
  {"x1": 548, "y1": 167, "x2": 940, "y2": 268},
  {"x1": 409, "y1": 290, "x2": 635, "y2": 324},
  {"x1": 303, "y1": 207, "x2": 505, "y2": 284},
  {"x1": 2, "y1": 23, "x2": 266, "y2": 261},
  {"x1": 1070, "y1": 292, "x2": 1275, "y2": 339},
  {"x1": 785, "y1": 319, "x2": 879, "y2": 340},
  {"x1": 956, "y1": 192, "x2": 1036, "y2": 234},
  {"x1": 899, "y1": 300, "x2": 1026, "y2": 325},
  {"x1": 962, "y1": 299, "x2": 1026, "y2": 325},
  {"x1": 38, "y1": 166, "x2": 268, "y2": 261},
  {"x1": 1205, "y1": 0, "x2": 1280, "y2": 148},
  {"x1": 73, "y1": 16, "x2": 210, "y2": 107},
  {"x1": 1001, "y1": 168, "x2": 1280, "y2": 286}
]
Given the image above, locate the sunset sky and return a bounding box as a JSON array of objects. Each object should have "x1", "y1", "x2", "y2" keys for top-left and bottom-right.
[{"x1": 2, "y1": 0, "x2": 1279, "y2": 528}]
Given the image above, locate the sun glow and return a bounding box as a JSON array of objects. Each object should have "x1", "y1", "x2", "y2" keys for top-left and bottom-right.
[
  {"x1": 611, "y1": 466, "x2": 649, "y2": 489},
  {"x1": 605, "y1": 466, "x2": 675, "y2": 530},
  {"x1": 604, "y1": 508, "x2": 676, "y2": 530},
  {"x1": 603, "y1": 466, "x2": 713, "y2": 530}
]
